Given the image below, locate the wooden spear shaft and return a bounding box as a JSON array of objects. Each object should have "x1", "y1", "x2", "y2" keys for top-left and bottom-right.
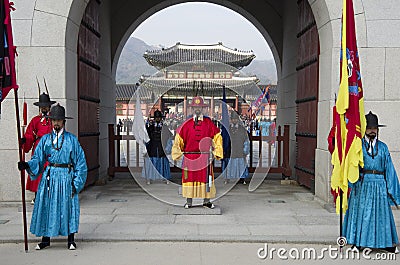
[{"x1": 14, "y1": 89, "x2": 28, "y2": 252}]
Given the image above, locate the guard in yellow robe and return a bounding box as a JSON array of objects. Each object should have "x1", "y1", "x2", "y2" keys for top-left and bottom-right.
[{"x1": 172, "y1": 96, "x2": 223, "y2": 208}]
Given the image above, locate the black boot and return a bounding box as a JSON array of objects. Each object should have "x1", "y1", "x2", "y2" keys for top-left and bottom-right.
[
  {"x1": 68, "y1": 233, "x2": 76, "y2": 250},
  {"x1": 31, "y1": 192, "x2": 37, "y2": 205},
  {"x1": 384, "y1": 246, "x2": 399, "y2": 253},
  {"x1": 36, "y1": 236, "x2": 50, "y2": 250},
  {"x1": 184, "y1": 198, "x2": 192, "y2": 209},
  {"x1": 203, "y1": 199, "x2": 215, "y2": 209}
]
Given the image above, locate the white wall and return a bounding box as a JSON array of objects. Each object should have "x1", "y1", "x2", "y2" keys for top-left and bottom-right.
[
  {"x1": 98, "y1": 0, "x2": 116, "y2": 180},
  {"x1": 0, "y1": 0, "x2": 83, "y2": 200},
  {"x1": 277, "y1": 1, "x2": 298, "y2": 172}
]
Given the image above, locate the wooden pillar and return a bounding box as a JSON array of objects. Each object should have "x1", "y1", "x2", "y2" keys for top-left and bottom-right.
[
  {"x1": 268, "y1": 104, "x2": 271, "y2": 120},
  {"x1": 283, "y1": 125, "x2": 289, "y2": 169},
  {"x1": 235, "y1": 95, "x2": 239, "y2": 112},
  {"x1": 184, "y1": 95, "x2": 187, "y2": 118},
  {"x1": 277, "y1": 125, "x2": 282, "y2": 167},
  {"x1": 210, "y1": 97, "x2": 214, "y2": 117},
  {"x1": 107, "y1": 124, "x2": 115, "y2": 179},
  {"x1": 159, "y1": 96, "x2": 163, "y2": 112},
  {"x1": 126, "y1": 103, "x2": 130, "y2": 134}
]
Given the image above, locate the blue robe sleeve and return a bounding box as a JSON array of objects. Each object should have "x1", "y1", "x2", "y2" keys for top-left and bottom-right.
[
  {"x1": 26, "y1": 135, "x2": 47, "y2": 180},
  {"x1": 384, "y1": 144, "x2": 400, "y2": 206},
  {"x1": 71, "y1": 136, "x2": 88, "y2": 193},
  {"x1": 165, "y1": 138, "x2": 173, "y2": 155}
]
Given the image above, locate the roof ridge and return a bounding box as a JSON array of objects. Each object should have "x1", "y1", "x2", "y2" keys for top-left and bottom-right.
[{"x1": 144, "y1": 42, "x2": 254, "y2": 55}]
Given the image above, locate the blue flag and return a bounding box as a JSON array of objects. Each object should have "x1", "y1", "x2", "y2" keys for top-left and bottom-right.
[{"x1": 221, "y1": 85, "x2": 230, "y2": 157}]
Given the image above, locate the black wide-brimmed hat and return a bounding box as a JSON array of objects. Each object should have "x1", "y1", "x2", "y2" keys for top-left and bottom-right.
[
  {"x1": 33, "y1": 93, "x2": 56, "y2": 107},
  {"x1": 365, "y1": 111, "x2": 385, "y2": 128},
  {"x1": 151, "y1": 109, "x2": 164, "y2": 118},
  {"x1": 47, "y1": 104, "x2": 72, "y2": 120}
]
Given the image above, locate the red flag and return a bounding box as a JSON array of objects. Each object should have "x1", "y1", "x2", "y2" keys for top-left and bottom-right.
[
  {"x1": 0, "y1": 0, "x2": 18, "y2": 104},
  {"x1": 327, "y1": 106, "x2": 337, "y2": 154},
  {"x1": 331, "y1": 0, "x2": 366, "y2": 214}
]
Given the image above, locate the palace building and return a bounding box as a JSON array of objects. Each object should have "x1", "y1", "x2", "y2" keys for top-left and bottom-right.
[
  {"x1": 116, "y1": 42, "x2": 276, "y2": 123},
  {"x1": 138, "y1": 42, "x2": 275, "y2": 119}
]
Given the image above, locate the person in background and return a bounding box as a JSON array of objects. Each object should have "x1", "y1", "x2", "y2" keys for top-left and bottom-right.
[
  {"x1": 269, "y1": 118, "x2": 276, "y2": 145},
  {"x1": 222, "y1": 111, "x2": 249, "y2": 185},
  {"x1": 22, "y1": 93, "x2": 55, "y2": 204},
  {"x1": 142, "y1": 109, "x2": 173, "y2": 185},
  {"x1": 260, "y1": 118, "x2": 271, "y2": 137},
  {"x1": 118, "y1": 118, "x2": 123, "y2": 132}
]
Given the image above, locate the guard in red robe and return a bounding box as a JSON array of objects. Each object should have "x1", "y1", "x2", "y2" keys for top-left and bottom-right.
[
  {"x1": 22, "y1": 93, "x2": 55, "y2": 203},
  {"x1": 172, "y1": 96, "x2": 223, "y2": 209}
]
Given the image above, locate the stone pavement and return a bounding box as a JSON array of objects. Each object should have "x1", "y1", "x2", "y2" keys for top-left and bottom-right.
[
  {"x1": 2, "y1": 242, "x2": 397, "y2": 265},
  {"x1": 0, "y1": 173, "x2": 399, "y2": 246}
]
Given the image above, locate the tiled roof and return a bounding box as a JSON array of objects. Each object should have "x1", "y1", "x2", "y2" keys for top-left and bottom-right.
[
  {"x1": 144, "y1": 42, "x2": 256, "y2": 69},
  {"x1": 116, "y1": 84, "x2": 154, "y2": 102},
  {"x1": 116, "y1": 83, "x2": 277, "y2": 103},
  {"x1": 116, "y1": 84, "x2": 138, "y2": 101}
]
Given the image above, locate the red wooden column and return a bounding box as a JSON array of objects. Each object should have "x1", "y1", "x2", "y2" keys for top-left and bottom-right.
[
  {"x1": 108, "y1": 124, "x2": 115, "y2": 179},
  {"x1": 209, "y1": 97, "x2": 214, "y2": 117},
  {"x1": 183, "y1": 95, "x2": 187, "y2": 118},
  {"x1": 159, "y1": 96, "x2": 163, "y2": 112},
  {"x1": 235, "y1": 95, "x2": 239, "y2": 112}
]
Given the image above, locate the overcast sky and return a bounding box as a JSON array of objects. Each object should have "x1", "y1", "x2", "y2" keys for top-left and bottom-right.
[{"x1": 132, "y1": 2, "x2": 273, "y2": 61}]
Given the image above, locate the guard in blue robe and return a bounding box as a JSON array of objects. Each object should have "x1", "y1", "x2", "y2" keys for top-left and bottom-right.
[
  {"x1": 259, "y1": 118, "x2": 271, "y2": 136},
  {"x1": 222, "y1": 111, "x2": 250, "y2": 184},
  {"x1": 343, "y1": 111, "x2": 400, "y2": 253},
  {"x1": 18, "y1": 104, "x2": 87, "y2": 250},
  {"x1": 142, "y1": 110, "x2": 172, "y2": 184}
]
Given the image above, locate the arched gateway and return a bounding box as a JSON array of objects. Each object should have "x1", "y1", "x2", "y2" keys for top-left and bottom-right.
[{"x1": 5, "y1": 0, "x2": 400, "y2": 205}]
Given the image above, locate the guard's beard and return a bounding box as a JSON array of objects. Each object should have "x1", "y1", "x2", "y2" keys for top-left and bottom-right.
[
  {"x1": 366, "y1": 133, "x2": 376, "y2": 140},
  {"x1": 194, "y1": 110, "x2": 201, "y2": 116},
  {"x1": 42, "y1": 111, "x2": 48, "y2": 116},
  {"x1": 54, "y1": 125, "x2": 61, "y2": 132}
]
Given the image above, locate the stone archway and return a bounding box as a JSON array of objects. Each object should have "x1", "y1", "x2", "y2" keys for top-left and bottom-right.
[
  {"x1": 4, "y1": 0, "x2": 346, "y2": 202},
  {"x1": 65, "y1": 0, "x2": 335, "y2": 194}
]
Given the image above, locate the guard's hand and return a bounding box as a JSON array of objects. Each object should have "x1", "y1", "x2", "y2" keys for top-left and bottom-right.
[
  {"x1": 20, "y1": 137, "x2": 26, "y2": 145},
  {"x1": 17, "y1": 161, "x2": 29, "y2": 171}
]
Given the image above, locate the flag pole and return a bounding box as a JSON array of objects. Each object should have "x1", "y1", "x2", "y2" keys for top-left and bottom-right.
[
  {"x1": 339, "y1": 188, "x2": 343, "y2": 252},
  {"x1": 14, "y1": 89, "x2": 29, "y2": 252},
  {"x1": 335, "y1": 92, "x2": 343, "y2": 253}
]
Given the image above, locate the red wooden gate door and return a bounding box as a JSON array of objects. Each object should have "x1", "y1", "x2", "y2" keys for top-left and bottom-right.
[
  {"x1": 295, "y1": 0, "x2": 319, "y2": 189},
  {"x1": 78, "y1": 0, "x2": 101, "y2": 186}
]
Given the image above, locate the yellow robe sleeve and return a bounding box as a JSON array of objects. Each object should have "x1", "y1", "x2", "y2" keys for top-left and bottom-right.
[
  {"x1": 212, "y1": 132, "x2": 223, "y2": 160},
  {"x1": 172, "y1": 133, "x2": 184, "y2": 161}
]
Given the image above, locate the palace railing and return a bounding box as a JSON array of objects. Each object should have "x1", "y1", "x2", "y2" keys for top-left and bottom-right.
[{"x1": 108, "y1": 124, "x2": 291, "y2": 179}]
